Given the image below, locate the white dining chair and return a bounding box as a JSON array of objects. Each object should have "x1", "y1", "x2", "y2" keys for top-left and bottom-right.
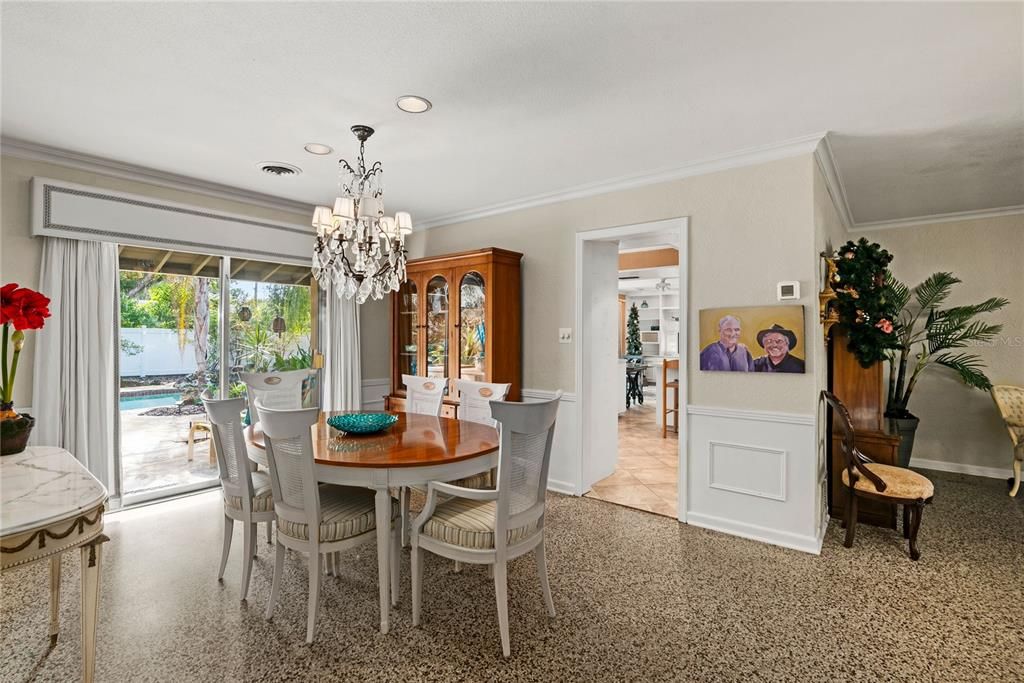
[
  {"x1": 240, "y1": 369, "x2": 316, "y2": 438},
  {"x1": 452, "y1": 379, "x2": 510, "y2": 491},
  {"x1": 258, "y1": 404, "x2": 400, "y2": 644},
  {"x1": 453, "y1": 379, "x2": 511, "y2": 429},
  {"x1": 401, "y1": 374, "x2": 446, "y2": 416},
  {"x1": 203, "y1": 396, "x2": 276, "y2": 602},
  {"x1": 398, "y1": 374, "x2": 448, "y2": 543},
  {"x1": 411, "y1": 392, "x2": 562, "y2": 658}
]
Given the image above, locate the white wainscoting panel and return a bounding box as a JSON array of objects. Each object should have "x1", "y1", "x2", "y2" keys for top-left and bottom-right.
[
  {"x1": 708, "y1": 441, "x2": 787, "y2": 501},
  {"x1": 361, "y1": 378, "x2": 390, "y2": 411},
  {"x1": 521, "y1": 389, "x2": 578, "y2": 495},
  {"x1": 687, "y1": 405, "x2": 822, "y2": 554}
]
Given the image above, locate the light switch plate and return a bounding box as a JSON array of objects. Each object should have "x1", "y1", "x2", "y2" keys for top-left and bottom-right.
[{"x1": 558, "y1": 328, "x2": 572, "y2": 344}]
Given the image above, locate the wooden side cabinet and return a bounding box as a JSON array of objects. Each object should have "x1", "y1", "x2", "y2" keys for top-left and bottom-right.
[
  {"x1": 828, "y1": 327, "x2": 901, "y2": 528},
  {"x1": 385, "y1": 247, "x2": 523, "y2": 415}
]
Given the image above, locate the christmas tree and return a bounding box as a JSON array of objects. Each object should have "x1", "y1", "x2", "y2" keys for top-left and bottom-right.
[{"x1": 626, "y1": 303, "x2": 642, "y2": 356}]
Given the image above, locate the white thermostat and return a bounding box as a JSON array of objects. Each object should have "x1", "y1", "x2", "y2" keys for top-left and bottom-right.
[{"x1": 777, "y1": 281, "x2": 800, "y2": 300}]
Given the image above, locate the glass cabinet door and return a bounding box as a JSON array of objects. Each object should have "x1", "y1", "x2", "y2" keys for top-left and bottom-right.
[
  {"x1": 396, "y1": 279, "x2": 418, "y2": 378},
  {"x1": 458, "y1": 271, "x2": 486, "y2": 381},
  {"x1": 425, "y1": 275, "x2": 449, "y2": 379}
]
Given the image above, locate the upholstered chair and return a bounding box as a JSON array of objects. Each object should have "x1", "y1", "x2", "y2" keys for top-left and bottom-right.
[
  {"x1": 822, "y1": 390, "x2": 934, "y2": 560},
  {"x1": 202, "y1": 396, "x2": 276, "y2": 601},
  {"x1": 239, "y1": 369, "x2": 316, "y2": 439},
  {"x1": 991, "y1": 385, "x2": 1024, "y2": 497},
  {"x1": 401, "y1": 374, "x2": 446, "y2": 416},
  {"x1": 257, "y1": 404, "x2": 399, "y2": 644},
  {"x1": 411, "y1": 392, "x2": 562, "y2": 658}
]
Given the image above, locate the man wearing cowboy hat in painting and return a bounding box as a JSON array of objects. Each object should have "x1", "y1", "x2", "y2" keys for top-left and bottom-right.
[{"x1": 753, "y1": 324, "x2": 805, "y2": 373}]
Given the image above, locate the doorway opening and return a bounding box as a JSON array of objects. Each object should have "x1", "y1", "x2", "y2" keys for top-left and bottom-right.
[{"x1": 575, "y1": 218, "x2": 688, "y2": 520}]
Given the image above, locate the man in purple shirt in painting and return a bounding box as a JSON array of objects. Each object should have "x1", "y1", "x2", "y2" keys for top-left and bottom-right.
[{"x1": 700, "y1": 315, "x2": 754, "y2": 371}]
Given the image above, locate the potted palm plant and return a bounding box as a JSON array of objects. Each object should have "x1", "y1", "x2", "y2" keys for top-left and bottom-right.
[{"x1": 884, "y1": 272, "x2": 1009, "y2": 466}]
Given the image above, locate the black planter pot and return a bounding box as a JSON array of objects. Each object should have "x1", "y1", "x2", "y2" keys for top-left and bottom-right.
[
  {"x1": 889, "y1": 416, "x2": 920, "y2": 468},
  {"x1": 1, "y1": 412, "x2": 36, "y2": 456}
]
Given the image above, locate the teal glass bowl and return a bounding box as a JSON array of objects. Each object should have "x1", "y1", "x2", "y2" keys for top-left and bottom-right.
[{"x1": 327, "y1": 412, "x2": 398, "y2": 435}]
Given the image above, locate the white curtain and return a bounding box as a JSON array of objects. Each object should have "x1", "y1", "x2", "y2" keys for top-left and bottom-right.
[
  {"x1": 322, "y1": 285, "x2": 362, "y2": 411},
  {"x1": 32, "y1": 237, "x2": 118, "y2": 489}
]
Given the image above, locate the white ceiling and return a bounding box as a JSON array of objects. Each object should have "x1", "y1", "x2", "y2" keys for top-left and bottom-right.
[{"x1": 2, "y1": 2, "x2": 1021, "y2": 227}]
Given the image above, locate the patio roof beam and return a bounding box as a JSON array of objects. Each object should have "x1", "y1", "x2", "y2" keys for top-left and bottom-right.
[
  {"x1": 262, "y1": 263, "x2": 284, "y2": 281},
  {"x1": 230, "y1": 260, "x2": 249, "y2": 277},
  {"x1": 293, "y1": 271, "x2": 311, "y2": 285},
  {"x1": 152, "y1": 250, "x2": 174, "y2": 273},
  {"x1": 191, "y1": 255, "x2": 214, "y2": 276}
]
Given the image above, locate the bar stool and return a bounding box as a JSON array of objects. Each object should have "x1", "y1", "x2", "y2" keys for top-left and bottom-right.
[{"x1": 662, "y1": 359, "x2": 679, "y2": 438}]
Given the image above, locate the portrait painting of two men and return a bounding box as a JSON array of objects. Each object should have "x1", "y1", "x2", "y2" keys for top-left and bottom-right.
[{"x1": 698, "y1": 305, "x2": 805, "y2": 374}]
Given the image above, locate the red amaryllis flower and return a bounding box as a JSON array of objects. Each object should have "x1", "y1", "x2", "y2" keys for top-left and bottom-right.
[
  {"x1": 875, "y1": 318, "x2": 894, "y2": 334},
  {"x1": 1, "y1": 283, "x2": 51, "y2": 330}
]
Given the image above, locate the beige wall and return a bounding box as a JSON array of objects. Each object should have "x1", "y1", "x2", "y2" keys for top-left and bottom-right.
[
  {"x1": 852, "y1": 215, "x2": 1024, "y2": 471},
  {"x1": 0, "y1": 154, "x2": 390, "y2": 405},
  {"x1": 403, "y1": 154, "x2": 821, "y2": 414}
]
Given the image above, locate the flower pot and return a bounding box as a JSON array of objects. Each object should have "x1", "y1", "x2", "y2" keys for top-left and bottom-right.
[
  {"x1": 1, "y1": 412, "x2": 35, "y2": 456},
  {"x1": 889, "y1": 416, "x2": 919, "y2": 468}
]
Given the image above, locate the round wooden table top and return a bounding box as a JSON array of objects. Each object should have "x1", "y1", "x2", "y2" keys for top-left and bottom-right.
[{"x1": 251, "y1": 412, "x2": 498, "y2": 469}]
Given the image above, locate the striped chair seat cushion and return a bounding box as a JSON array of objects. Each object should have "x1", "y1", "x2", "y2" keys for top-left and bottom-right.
[
  {"x1": 224, "y1": 471, "x2": 274, "y2": 512},
  {"x1": 423, "y1": 498, "x2": 538, "y2": 550},
  {"x1": 278, "y1": 485, "x2": 398, "y2": 543},
  {"x1": 411, "y1": 469, "x2": 494, "y2": 495}
]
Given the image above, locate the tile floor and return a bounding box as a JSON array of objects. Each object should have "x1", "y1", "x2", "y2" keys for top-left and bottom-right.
[
  {"x1": 120, "y1": 409, "x2": 219, "y2": 496},
  {"x1": 585, "y1": 394, "x2": 678, "y2": 517}
]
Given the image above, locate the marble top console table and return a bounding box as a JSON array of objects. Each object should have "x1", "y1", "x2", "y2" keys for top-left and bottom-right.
[{"x1": 1, "y1": 446, "x2": 109, "y2": 683}]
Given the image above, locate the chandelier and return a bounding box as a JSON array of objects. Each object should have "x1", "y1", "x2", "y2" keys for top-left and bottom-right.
[{"x1": 311, "y1": 125, "x2": 412, "y2": 303}]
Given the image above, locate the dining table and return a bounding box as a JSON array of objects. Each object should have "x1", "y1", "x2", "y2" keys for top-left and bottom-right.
[{"x1": 247, "y1": 410, "x2": 499, "y2": 634}]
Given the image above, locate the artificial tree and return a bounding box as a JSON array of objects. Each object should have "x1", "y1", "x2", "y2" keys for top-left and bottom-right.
[
  {"x1": 832, "y1": 238, "x2": 901, "y2": 367},
  {"x1": 884, "y1": 272, "x2": 1008, "y2": 419},
  {"x1": 626, "y1": 303, "x2": 642, "y2": 357}
]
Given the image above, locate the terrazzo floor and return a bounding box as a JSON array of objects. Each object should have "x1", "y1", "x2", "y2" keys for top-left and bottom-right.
[{"x1": 1, "y1": 471, "x2": 1022, "y2": 682}]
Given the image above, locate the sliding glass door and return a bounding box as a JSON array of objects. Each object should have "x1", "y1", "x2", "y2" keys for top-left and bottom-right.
[
  {"x1": 116, "y1": 249, "x2": 315, "y2": 504},
  {"x1": 117, "y1": 248, "x2": 222, "y2": 501},
  {"x1": 228, "y1": 259, "x2": 316, "y2": 408}
]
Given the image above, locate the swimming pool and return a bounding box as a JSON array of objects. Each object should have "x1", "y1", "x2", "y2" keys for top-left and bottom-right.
[{"x1": 118, "y1": 392, "x2": 181, "y2": 411}]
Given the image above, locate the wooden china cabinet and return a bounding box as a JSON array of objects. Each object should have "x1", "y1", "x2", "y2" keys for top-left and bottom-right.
[{"x1": 384, "y1": 247, "x2": 523, "y2": 417}]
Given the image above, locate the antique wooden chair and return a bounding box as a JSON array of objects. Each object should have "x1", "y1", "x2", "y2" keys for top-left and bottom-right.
[{"x1": 822, "y1": 390, "x2": 934, "y2": 560}]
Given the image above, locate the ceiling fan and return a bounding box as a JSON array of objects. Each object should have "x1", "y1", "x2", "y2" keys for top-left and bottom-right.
[{"x1": 655, "y1": 278, "x2": 672, "y2": 291}]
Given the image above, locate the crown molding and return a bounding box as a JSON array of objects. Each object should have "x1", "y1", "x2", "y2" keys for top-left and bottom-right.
[
  {"x1": 812, "y1": 132, "x2": 1024, "y2": 233},
  {"x1": 417, "y1": 132, "x2": 828, "y2": 230},
  {"x1": 812, "y1": 133, "x2": 855, "y2": 230},
  {"x1": 1, "y1": 136, "x2": 314, "y2": 216},
  {"x1": 853, "y1": 204, "x2": 1024, "y2": 232}
]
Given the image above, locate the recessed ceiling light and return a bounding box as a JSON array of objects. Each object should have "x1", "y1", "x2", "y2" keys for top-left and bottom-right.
[
  {"x1": 396, "y1": 95, "x2": 432, "y2": 114},
  {"x1": 304, "y1": 143, "x2": 333, "y2": 155}
]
